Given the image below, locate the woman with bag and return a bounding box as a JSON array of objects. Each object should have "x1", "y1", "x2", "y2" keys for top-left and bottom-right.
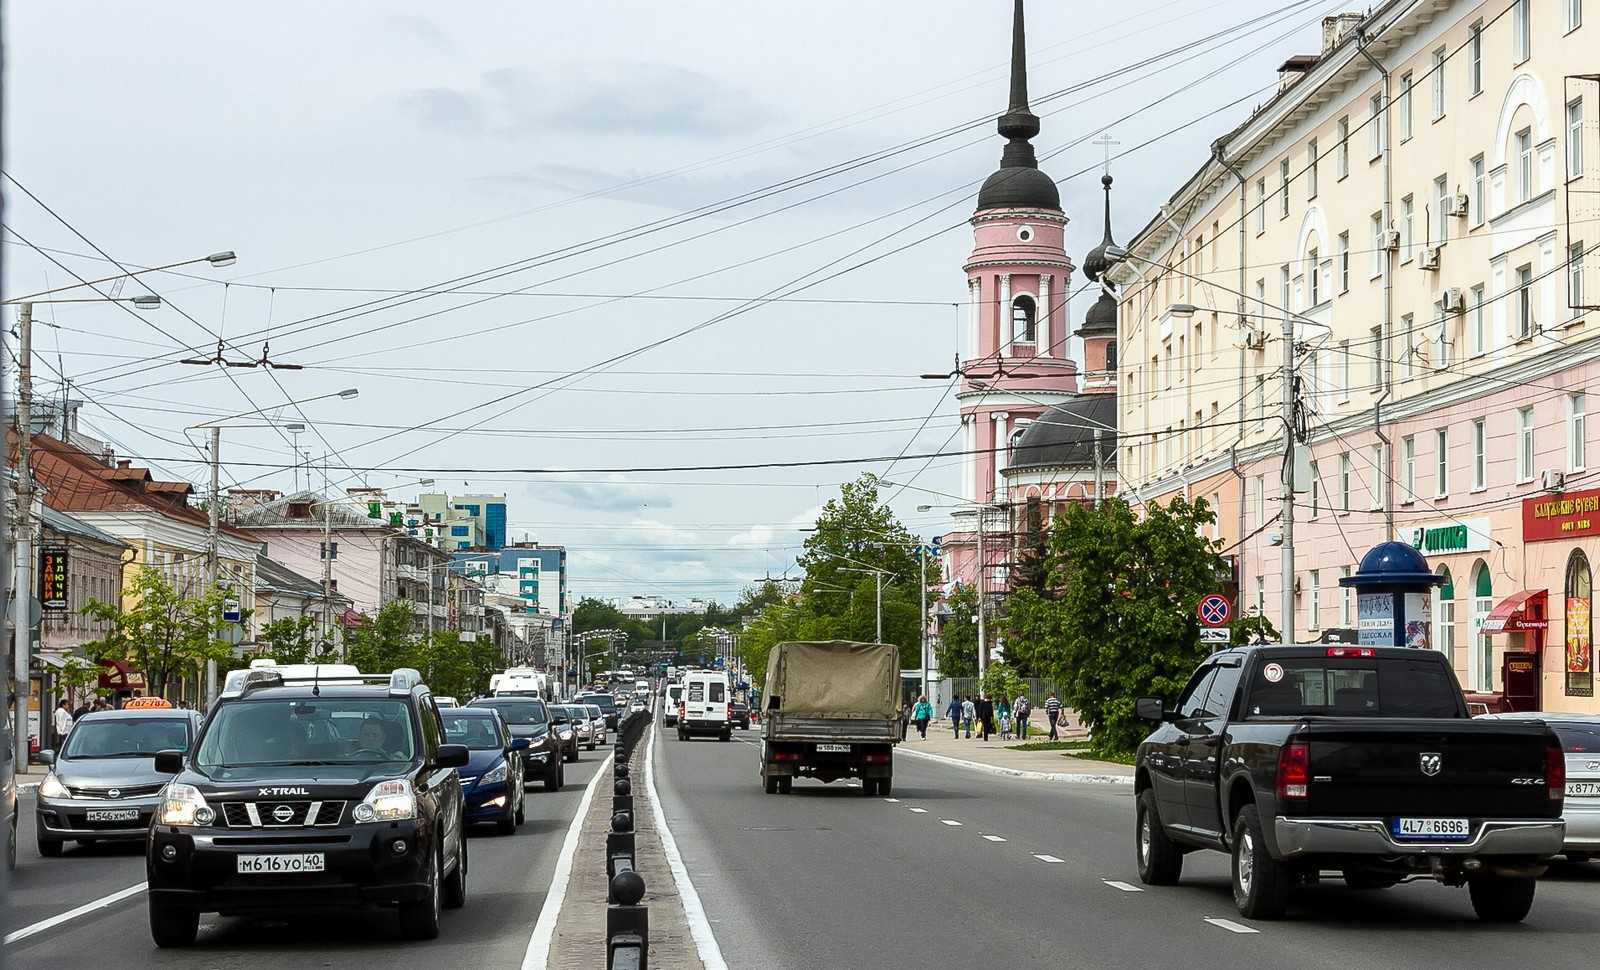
[{"x1": 912, "y1": 695, "x2": 932, "y2": 739}]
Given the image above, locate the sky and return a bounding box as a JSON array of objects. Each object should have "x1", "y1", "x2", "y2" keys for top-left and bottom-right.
[{"x1": 4, "y1": 0, "x2": 1351, "y2": 605}]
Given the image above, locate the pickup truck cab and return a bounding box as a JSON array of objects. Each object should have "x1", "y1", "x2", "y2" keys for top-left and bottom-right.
[{"x1": 1134, "y1": 645, "x2": 1565, "y2": 922}]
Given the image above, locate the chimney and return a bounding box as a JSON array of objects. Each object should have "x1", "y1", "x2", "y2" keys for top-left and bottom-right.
[
  {"x1": 117, "y1": 460, "x2": 132, "y2": 470},
  {"x1": 1277, "y1": 54, "x2": 1318, "y2": 92},
  {"x1": 1322, "y1": 12, "x2": 1365, "y2": 54}
]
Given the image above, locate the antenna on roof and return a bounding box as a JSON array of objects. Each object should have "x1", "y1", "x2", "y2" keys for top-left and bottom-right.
[{"x1": 313, "y1": 665, "x2": 321, "y2": 697}]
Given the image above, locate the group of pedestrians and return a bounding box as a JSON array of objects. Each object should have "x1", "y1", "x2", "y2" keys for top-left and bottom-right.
[{"x1": 930, "y1": 689, "x2": 1064, "y2": 741}]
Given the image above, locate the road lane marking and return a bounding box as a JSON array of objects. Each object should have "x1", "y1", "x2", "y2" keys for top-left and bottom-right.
[
  {"x1": 909, "y1": 807, "x2": 928, "y2": 813},
  {"x1": 1033, "y1": 854, "x2": 1065, "y2": 863},
  {"x1": 641, "y1": 724, "x2": 730, "y2": 970},
  {"x1": 1204, "y1": 918, "x2": 1260, "y2": 934},
  {"x1": 983, "y1": 835, "x2": 1007, "y2": 842},
  {"x1": 940, "y1": 819, "x2": 963, "y2": 826},
  {"x1": 4, "y1": 882, "x2": 145, "y2": 946},
  {"x1": 522, "y1": 752, "x2": 614, "y2": 970},
  {"x1": 1103, "y1": 880, "x2": 1144, "y2": 892},
  {"x1": 883, "y1": 797, "x2": 901, "y2": 803}
]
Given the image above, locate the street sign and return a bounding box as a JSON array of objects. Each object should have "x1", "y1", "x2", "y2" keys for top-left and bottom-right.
[
  {"x1": 222, "y1": 598, "x2": 241, "y2": 623},
  {"x1": 1198, "y1": 594, "x2": 1231, "y2": 627},
  {"x1": 218, "y1": 622, "x2": 244, "y2": 645},
  {"x1": 1199, "y1": 627, "x2": 1231, "y2": 644}
]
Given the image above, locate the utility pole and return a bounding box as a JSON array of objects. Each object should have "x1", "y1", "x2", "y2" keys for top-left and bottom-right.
[
  {"x1": 321, "y1": 497, "x2": 334, "y2": 643},
  {"x1": 12, "y1": 304, "x2": 35, "y2": 765},
  {"x1": 874, "y1": 569, "x2": 883, "y2": 644},
  {"x1": 976, "y1": 506, "x2": 988, "y2": 682},
  {"x1": 919, "y1": 544, "x2": 929, "y2": 702},
  {"x1": 1280, "y1": 307, "x2": 1297, "y2": 645},
  {"x1": 1093, "y1": 430, "x2": 1105, "y2": 507},
  {"x1": 205, "y1": 426, "x2": 221, "y2": 705}
]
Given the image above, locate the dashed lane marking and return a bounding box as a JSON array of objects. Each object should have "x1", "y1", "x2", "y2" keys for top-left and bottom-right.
[
  {"x1": 1204, "y1": 918, "x2": 1260, "y2": 934},
  {"x1": 4, "y1": 882, "x2": 145, "y2": 946},
  {"x1": 983, "y1": 835, "x2": 1007, "y2": 842},
  {"x1": 941, "y1": 819, "x2": 963, "y2": 826},
  {"x1": 909, "y1": 807, "x2": 928, "y2": 813},
  {"x1": 884, "y1": 797, "x2": 901, "y2": 803},
  {"x1": 1033, "y1": 854, "x2": 1065, "y2": 863},
  {"x1": 1103, "y1": 880, "x2": 1144, "y2": 892}
]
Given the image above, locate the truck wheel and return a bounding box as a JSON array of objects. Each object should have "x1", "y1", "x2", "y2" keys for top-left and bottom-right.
[
  {"x1": 778, "y1": 777, "x2": 792, "y2": 794},
  {"x1": 1467, "y1": 872, "x2": 1536, "y2": 922},
  {"x1": 764, "y1": 774, "x2": 778, "y2": 794},
  {"x1": 1231, "y1": 805, "x2": 1291, "y2": 919},
  {"x1": 878, "y1": 778, "x2": 892, "y2": 797},
  {"x1": 718, "y1": 730, "x2": 730, "y2": 742},
  {"x1": 148, "y1": 903, "x2": 200, "y2": 948},
  {"x1": 860, "y1": 778, "x2": 877, "y2": 796},
  {"x1": 1135, "y1": 790, "x2": 1183, "y2": 886}
]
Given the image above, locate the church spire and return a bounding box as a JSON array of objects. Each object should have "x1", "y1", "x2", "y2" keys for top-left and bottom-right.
[
  {"x1": 976, "y1": 0, "x2": 1059, "y2": 211},
  {"x1": 998, "y1": 0, "x2": 1040, "y2": 144}
]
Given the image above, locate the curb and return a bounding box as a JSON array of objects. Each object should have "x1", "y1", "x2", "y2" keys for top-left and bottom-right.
[{"x1": 897, "y1": 746, "x2": 1134, "y2": 784}]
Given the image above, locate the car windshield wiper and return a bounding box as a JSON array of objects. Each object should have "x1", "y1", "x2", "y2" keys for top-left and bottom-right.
[{"x1": 69, "y1": 751, "x2": 156, "y2": 759}]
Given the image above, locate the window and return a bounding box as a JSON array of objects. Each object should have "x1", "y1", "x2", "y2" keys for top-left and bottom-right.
[
  {"x1": 1571, "y1": 100, "x2": 1586, "y2": 181},
  {"x1": 1255, "y1": 576, "x2": 1266, "y2": 615},
  {"x1": 1308, "y1": 247, "x2": 1320, "y2": 305},
  {"x1": 1570, "y1": 0, "x2": 1585, "y2": 33},
  {"x1": 1513, "y1": 0, "x2": 1530, "y2": 63},
  {"x1": 1338, "y1": 339, "x2": 1350, "y2": 397},
  {"x1": 1401, "y1": 196, "x2": 1414, "y2": 262},
  {"x1": 320, "y1": 541, "x2": 338, "y2": 561},
  {"x1": 1472, "y1": 418, "x2": 1487, "y2": 489},
  {"x1": 1210, "y1": 493, "x2": 1222, "y2": 540},
  {"x1": 1402, "y1": 313, "x2": 1416, "y2": 380},
  {"x1": 1468, "y1": 21, "x2": 1483, "y2": 95},
  {"x1": 1369, "y1": 94, "x2": 1384, "y2": 158},
  {"x1": 1339, "y1": 453, "x2": 1352, "y2": 512},
  {"x1": 1370, "y1": 325, "x2": 1383, "y2": 388},
  {"x1": 1434, "y1": 176, "x2": 1450, "y2": 246},
  {"x1": 1336, "y1": 116, "x2": 1349, "y2": 178},
  {"x1": 1572, "y1": 243, "x2": 1588, "y2": 316},
  {"x1": 1309, "y1": 462, "x2": 1321, "y2": 518},
  {"x1": 1431, "y1": 48, "x2": 1446, "y2": 120},
  {"x1": 450, "y1": 525, "x2": 470, "y2": 537},
  {"x1": 1517, "y1": 407, "x2": 1535, "y2": 482},
  {"x1": 1471, "y1": 155, "x2": 1486, "y2": 226},
  {"x1": 1516, "y1": 129, "x2": 1533, "y2": 203},
  {"x1": 1435, "y1": 428, "x2": 1449, "y2": 497},
  {"x1": 1307, "y1": 139, "x2": 1319, "y2": 198},
  {"x1": 1470, "y1": 283, "x2": 1486, "y2": 355},
  {"x1": 1338, "y1": 232, "x2": 1350, "y2": 292},
  {"x1": 1255, "y1": 376, "x2": 1266, "y2": 430},
  {"x1": 1370, "y1": 444, "x2": 1385, "y2": 509},
  {"x1": 1308, "y1": 569, "x2": 1321, "y2": 631},
  {"x1": 1399, "y1": 72, "x2": 1413, "y2": 141},
  {"x1": 1516, "y1": 264, "x2": 1534, "y2": 338},
  {"x1": 1279, "y1": 159, "x2": 1290, "y2": 218},
  {"x1": 1012, "y1": 295, "x2": 1036, "y2": 342},
  {"x1": 1254, "y1": 475, "x2": 1265, "y2": 529},
  {"x1": 1437, "y1": 566, "x2": 1456, "y2": 660},
  {"x1": 1371, "y1": 212, "x2": 1385, "y2": 277},
  {"x1": 1401, "y1": 435, "x2": 1416, "y2": 503},
  {"x1": 1567, "y1": 553, "x2": 1594, "y2": 697},
  {"x1": 1255, "y1": 178, "x2": 1266, "y2": 234},
  {"x1": 1340, "y1": 566, "x2": 1354, "y2": 626},
  {"x1": 1571, "y1": 392, "x2": 1589, "y2": 471},
  {"x1": 1280, "y1": 264, "x2": 1291, "y2": 315},
  {"x1": 1471, "y1": 560, "x2": 1493, "y2": 691}
]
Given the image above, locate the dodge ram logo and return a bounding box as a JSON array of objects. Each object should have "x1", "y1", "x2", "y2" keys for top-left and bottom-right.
[{"x1": 1420, "y1": 752, "x2": 1442, "y2": 777}]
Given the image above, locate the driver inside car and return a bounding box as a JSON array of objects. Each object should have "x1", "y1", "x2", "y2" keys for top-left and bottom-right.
[{"x1": 355, "y1": 717, "x2": 397, "y2": 759}]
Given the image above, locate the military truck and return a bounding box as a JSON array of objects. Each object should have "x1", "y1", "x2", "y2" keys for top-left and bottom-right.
[{"x1": 759, "y1": 641, "x2": 900, "y2": 796}]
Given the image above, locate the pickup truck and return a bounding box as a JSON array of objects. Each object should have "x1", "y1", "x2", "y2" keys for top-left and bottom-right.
[{"x1": 1134, "y1": 644, "x2": 1565, "y2": 922}]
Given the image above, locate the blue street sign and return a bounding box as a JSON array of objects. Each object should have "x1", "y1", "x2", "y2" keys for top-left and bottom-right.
[
  {"x1": 1198, "y1": 594, "x2": 1231, "y2": 627},
  {"x1": 222, "y1": 598, "x2": 241, "y2": 624}
]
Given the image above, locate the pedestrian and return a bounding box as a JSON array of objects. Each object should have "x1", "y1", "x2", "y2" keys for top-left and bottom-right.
[
  {"x1": 91, "y1": 697, "x2": 109, "y2": 713},
  {"x1": 72, "y1": 695, "x2": 92, "y2": 721},
  {"x1": 1014, "y1": 692, "x2": 1030, "y2": 739},
  {"x1": 961, "y1": 695, "x2": 976, "y2": 738},
  {"x1": 899, "y1": 702, "x2": 911, "y2": 741},
  {"x1": 945, "y1": 695, "x2": 963, "y2": 738},
  {"x1": 1045, "y1": 690, "x2": 1063, "y2": 741},
  {"x1": 997, "y1": 697, "x2": 1012, "y2": 740},
  {"x1": 975, "y1": 694, "x2": 994, "y2": 741},
  {"x1": 52, "y1": 698, "x2": 74, "y2": 752},
  {"x1": 912, "y1": 695, "x2": 932, "y2": 739}
]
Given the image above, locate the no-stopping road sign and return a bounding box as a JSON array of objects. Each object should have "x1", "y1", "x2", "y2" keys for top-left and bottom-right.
[{"x1": 1198, "y1": 594, "x2": 1231, "y2": 627}]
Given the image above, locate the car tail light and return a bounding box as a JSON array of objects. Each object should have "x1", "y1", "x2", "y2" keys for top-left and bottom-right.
[
  {"x1": 1548, "y1": 740, "x2": 1566, "y2": 806},
  {"x1": 1326, "y1": 647, "x2": 1376, "y2": 658},
  {"x1": 862, "y1": 754, "x2": 891, "y2": 763},
  {"x1": 1277, "y1": 742, "x2": 1310, "y2": 800}
]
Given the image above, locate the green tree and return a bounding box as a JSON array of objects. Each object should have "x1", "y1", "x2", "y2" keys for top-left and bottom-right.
[
  {"x1": 1002, "y1": 495, "x2": 1224, "y2": 758},
  {"x1": 980, "y1": 660, "x2": 1026, "y2": 709},
  {"x1": 80, "y1": 566, "x2": 234, "y2": 699},
  {"x1": 249, "y1": 616, "x2": 339, "y2": 665},
  {"x1": 54, "y1": 653, "x2": 110, "y2": 705},
  {"x1": 343, "y1": 602, "x2": 422, "y2": 675},
  {"x1": 933, "y1": 582, "x2": 979, "y2": 678},
  {"x1": 571, "y1": 597, "x2": 625, "y2": 634}
]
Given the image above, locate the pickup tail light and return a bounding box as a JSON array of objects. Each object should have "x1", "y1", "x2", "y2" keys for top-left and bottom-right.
[
  {"x1": 1326, "y1": 647, "x2": 1376, "y2": 658},
  {"x1": 1548, "y1": 740, "x2": 1566, "y2": 806},
  {"x1": 1277, "y1": 742, "x2": 1310, "y2": 800}
]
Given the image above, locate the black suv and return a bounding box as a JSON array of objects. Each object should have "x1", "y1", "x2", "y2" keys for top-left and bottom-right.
[
  {"x1": 146, "y1": 667, "x2": 469, "y2": 947},
  {"x1": 573, "y1": 692, "x2": 619, "y2": 730},
  {"x1": 466, "y1": 697, "x2": 563, "y2": 790}
]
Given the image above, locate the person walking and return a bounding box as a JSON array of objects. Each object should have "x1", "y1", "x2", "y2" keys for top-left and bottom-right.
[
  {"x1": 898, "y1": 702, "x2": 912, "y2": 741},
  {"x1": 961, "y1": 696, "x2": 976, "y2": 738},
  {"x1": 912, "y1": 695, "x2": 932, "y2": 739},
  {"x1": 52, "y1": 698, "x2": 74, "y2": 752},
  {"x1": 945, "y1": 695, "x2": 963, "y2": 738},
  {"x1": 975, "y1": 694, "x2": 994, "y2": 741},
  {"x1": 1045, "y1": 690, "x2": 1063, "y2": 741},
  {"x1": 997, "y1": 697, "x2": 1012, "y2": 740},
  {"x1": 1013, "y1": 693, "x2": 1030, "y2": 739}
]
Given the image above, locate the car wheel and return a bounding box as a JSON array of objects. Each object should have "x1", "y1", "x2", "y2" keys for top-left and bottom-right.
[
  {"x1": 37, "y1": 832, "x2": 63, "y2": 857},
  {"x1": 1135, "y1": 790, "x2": 1184, "y2": 886},
  {"x1": 497, "y1": 807, "x2": 517, "y2": 835},
  {"x1": 718, "y1": 730, "x2": 730, "y2": 742},
  {"x1": 1231, "y1": 805, "x2": 1290, "y2": 919},
  {"x1": 545, "y1": 765, "x2": 561, "y2": 792},
  {"x1": 514, "y1": 792, "x2": 526, "y2": 826},
  {"x1": 148, "y1": 902, "x2": 200, "y2": 948},
  {"x1": 1467, "y1": 872, "x2": 1536, "y2": 922},
  {"x1": 443, "y1": 838, "x2": 467, "y2": 909},
  {"x1": 6, "y1": 811, "x2": 16, "y2": 871},
  {"x1": 588, "y1": 742, "x2": 596, "y2": 751},
  {"x1": 398, "y1": 848, "x2": 442, "y2": 939}
]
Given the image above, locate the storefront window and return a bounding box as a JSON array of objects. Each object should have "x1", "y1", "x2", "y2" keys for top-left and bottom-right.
[
  {"x1": 1471, "y1": 560, "x2": 1493, "y2": 692},
  {"x1": 1566, "y1": 552, "x2": 1593, "y2": 697},
  {"x1": 1435, "y1": 566, "x2": 1455, "y2": 661}
]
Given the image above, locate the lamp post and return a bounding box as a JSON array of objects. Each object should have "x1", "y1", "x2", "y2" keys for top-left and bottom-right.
[{"x1": 919, "y1": 501, "x2": 1006, "y2": 683}]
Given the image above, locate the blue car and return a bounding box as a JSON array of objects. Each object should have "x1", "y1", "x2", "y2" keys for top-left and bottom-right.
[{"x1": 441, "y1": 707, "x2": 529, "y2": 835}]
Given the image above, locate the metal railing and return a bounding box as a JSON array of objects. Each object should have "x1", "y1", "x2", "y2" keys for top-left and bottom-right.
[{"x1": 605, "y1": 708, "x2": 652, "y2": 968}]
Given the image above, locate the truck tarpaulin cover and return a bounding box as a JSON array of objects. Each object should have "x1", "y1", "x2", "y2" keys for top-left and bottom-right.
[{"x1": 763, "y1": 641, "x2": 900, "y2": 719}]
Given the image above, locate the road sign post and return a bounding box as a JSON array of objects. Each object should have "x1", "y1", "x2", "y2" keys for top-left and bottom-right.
[
  {"x1": 1198, "y1": 594, "x2": 1232, "y2": 627},
  {"x1": 1199, "y1": 628, "x2": 1231, "y2": 645}
]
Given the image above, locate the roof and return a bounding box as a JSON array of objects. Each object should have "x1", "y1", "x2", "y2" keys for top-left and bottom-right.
[
  {"x1": 39, "y1": 505, "x2": 129, "y2": 549},
  {"x1": 255, "y1": 553, "x2": 348, "y2": 602},
  {"x1": 1007, "y1": 395, "x2": 1119, "y2": 471},
  {"x1": 232, "y1": 490, "x2": 397, "y2": 530}
]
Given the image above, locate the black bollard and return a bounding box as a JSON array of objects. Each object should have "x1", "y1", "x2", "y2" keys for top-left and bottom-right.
[{"x1": 606, "y1": 871, "x2": 648, "y2": 969}]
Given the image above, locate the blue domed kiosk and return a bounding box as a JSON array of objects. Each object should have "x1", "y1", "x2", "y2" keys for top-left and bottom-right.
[{"x1": 1338, "y1": 541, "x2": 1446, "y2": 648}]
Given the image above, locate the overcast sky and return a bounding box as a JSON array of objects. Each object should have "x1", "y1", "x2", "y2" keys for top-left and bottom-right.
[{"x1": 5, "y1": 0, "x2": 1345, "y2": 604}]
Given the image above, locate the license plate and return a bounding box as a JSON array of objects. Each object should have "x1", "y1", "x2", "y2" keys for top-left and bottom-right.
[
  {"x1": 85, "y1": 809, "x2": 139, "y2": 822},
  {"x1": 1567, "y1": 781, "x2": 1600, "y2": 797},
  {"x1": 816, "y1": 743, "x2": 852, "y2": 753},
  {"x1": 236, "y1": 853, "x2": 325, "y2": 874},
  {"x1": 1392, "y1": 817, "x2": 1470, "y2": 839}
]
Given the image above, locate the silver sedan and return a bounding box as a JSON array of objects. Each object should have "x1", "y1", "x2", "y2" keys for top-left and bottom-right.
[{"x1": 1480, "y1": 711, "x2": 1600, "y2": 861}]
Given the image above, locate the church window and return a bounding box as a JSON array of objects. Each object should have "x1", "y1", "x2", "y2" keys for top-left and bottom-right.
[
  {"x1": 1013, "y1": 295, "x2": 1037, "y2": 343},
  {"x1": 1104, "y1": 340, "x2": 1118, "y2": 370}
]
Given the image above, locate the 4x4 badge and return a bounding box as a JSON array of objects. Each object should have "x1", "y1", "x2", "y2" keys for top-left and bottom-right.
[{"x1": 1420, "y1": 752, "x2": 1442, "y2": 777}]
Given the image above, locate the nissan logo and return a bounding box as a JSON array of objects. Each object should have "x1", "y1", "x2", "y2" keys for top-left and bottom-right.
[
  {"x1": 107, "y1": 788, "x2": 121, "y2": 799},
  {"x1": 271, "y1": 805, "x2": 295, "y2": 823}
]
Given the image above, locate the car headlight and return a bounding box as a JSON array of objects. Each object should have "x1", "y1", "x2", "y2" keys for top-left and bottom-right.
[
  {"x1": 156, "y1": 784, "x2": 213, "y2": 826},
  {"x1": 481, "y1": 761, "x2": 509, "y2": 785},
  {"x1": 530, "y1": 751, "x2": 550, "y2": 762},
  {"x1": 39, "y1": 773, "x2": 70, "y2": 799},
  {"x1": 353, "y1": 779, "x2": 416, "y2": 823},
  {"x1": 558, "y1": 730, "x2": 573, "y2": 740}
]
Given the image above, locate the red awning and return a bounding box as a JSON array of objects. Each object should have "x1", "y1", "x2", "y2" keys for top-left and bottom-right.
[
  {"x1": 1480, "y1": 590, "x2": 1549, "y2": 634},
  {"x1": 96, "y1": 658, "x2": 148, "y2": 691}
]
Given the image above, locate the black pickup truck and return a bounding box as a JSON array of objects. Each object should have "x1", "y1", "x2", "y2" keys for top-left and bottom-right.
[{"x1": 1134, "y1": 645, "x2": 1566, "y2": 922}]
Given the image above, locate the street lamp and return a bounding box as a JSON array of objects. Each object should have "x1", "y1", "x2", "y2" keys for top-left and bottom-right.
[{"x1": 919, "y1": 501, "x2": 1006, "y2": 683}]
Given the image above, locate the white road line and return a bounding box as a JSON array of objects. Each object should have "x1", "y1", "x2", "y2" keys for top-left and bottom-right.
[
  {"x1": 940, "y1": 819, "x2": 963, "y2": 826},
  {"x1": 883, "y1": 797, "x2": 901, "y2": 803},
  {"x1": 522, "y1": 753, "x2": 614, "y2": 970},
  {"x1": 1103, "y1": 880, "x2": 1144, "y2": 892},
  {"x1": 642, "y1": 725, "x2": 730, "y2": 970},
  {"x1": 4, "y1": 882, "x2": 145, "y2": 946},
  {"x1": 1204, "y1": 918, "x2": 1260, "y2": 934},
  {"x1": 983, "y1": 835, "x2": 1007, "y2": 843},
  {"x1": 1033, "y1": 854, "x2": 1065, "y2": 863},
  {"x1": 909, "y1": 807, "x2": 928, "y2": 813}
]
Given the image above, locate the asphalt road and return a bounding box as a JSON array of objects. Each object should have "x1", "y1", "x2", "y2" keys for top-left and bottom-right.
[
  {"x1": 1, "y1": 755, "x2": 606, "y2": 968},
  {"x1": 652, "y1": 729, "x2": 1600, "y2": 970}
]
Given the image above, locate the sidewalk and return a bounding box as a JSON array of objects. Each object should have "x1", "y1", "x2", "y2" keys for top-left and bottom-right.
[{"x1": 893, "y1": 711, "x2": 1135, "y2": 784}]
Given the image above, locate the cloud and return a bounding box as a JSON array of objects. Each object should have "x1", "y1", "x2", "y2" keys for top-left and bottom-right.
[
  {"x1": 540, "y1": 480, "x2": 674, "y2": 513},
  {"x1": 403, "y1": 88, "x2": 487, "y2": 135}
]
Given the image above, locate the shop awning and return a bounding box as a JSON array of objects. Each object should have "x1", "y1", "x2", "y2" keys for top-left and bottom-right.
[
  {"x1": 96, "y1": 658, "x2": 148, "y2": 691},
  {"x1": 1480, "y1": 590, "x2": 1549, "y2": 634}
]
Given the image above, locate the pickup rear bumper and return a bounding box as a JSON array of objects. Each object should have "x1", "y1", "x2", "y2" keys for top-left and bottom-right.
[{"x1": 1273, "y1": 817, "x2": 1565, "y2": 858}]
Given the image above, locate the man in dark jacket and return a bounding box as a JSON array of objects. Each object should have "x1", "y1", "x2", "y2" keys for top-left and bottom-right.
[
  {"x1": 944, "y1": 695, "x2": 963, "y2": 738},
  {"x1": 975, "y1": 694, "x2": 995, "y2": 741}
]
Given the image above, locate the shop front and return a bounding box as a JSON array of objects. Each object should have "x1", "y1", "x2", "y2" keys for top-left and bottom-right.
[{"x1": 1521, "y1": 488, "x2": 1598, "y2": 710}]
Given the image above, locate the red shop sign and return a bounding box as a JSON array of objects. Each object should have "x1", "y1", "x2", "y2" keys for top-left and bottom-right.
[{"x1": 1524, "y1": 488, "x2": 1600, "y2": 542}]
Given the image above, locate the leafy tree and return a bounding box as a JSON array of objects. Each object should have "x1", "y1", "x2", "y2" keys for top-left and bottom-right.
[
  {"x1": 1230, "y1": 612, "x2": 1280, "y2": 647},
  {"x1": 343, "y1": 602, "x2": 422, "y2": 675},
  {"x1": 80, "y1": 566, "x2": 234, "y2": 698},
  {"x1": 1002, "y1": 495, "x2": 1224, "y2": 758},
  {"x1": 933, "y1": 582, "x2": 980, "y2": 678},
  {"x1": 571, "y1": 597, "x2": 625, "y2": 634},
  {"x1": 55, "y1": 653, "x2": 110, "y2": 705},
  {"x1": 249, "y1": 616, "x2": 339, "y2": 665},
  {"x1": 980, "y1": 660, "x2": 1026, "y2": 707}
]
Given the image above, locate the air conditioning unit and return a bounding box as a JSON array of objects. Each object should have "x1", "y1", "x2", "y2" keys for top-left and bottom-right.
[
  {"x1": 1440, "y1": 287, "x2": 1467, "y2": 313},
  {"x1": 1243, "y1": 329, "x2": 1267, "y2": 350},
  {"x1": 1419, "y1": 246, "x2": 1441, "y2": 270},
  {"x1": 1382, "y1": 229, "x2": 1401, "y2": 251},
  {"x1": 1446, "y1": 193, "x2": 1470, "y2": 217},
  {"x1": 1542, "y1": 468, "x2": 1566, "y2": 491}
]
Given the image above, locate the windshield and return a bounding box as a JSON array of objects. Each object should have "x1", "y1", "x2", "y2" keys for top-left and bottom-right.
[
  {"x1": 62, "y1": 717, "x2": 190, "y2": 759},
  {"x1": 194, "y1": 698, "x2": 416, "y2": 767},
  {"x1": 578, "y1": 694, "x2": 617, "y2": 712},
  {"x1": 443, "y1": 714, "x2": 506, "y2": 751},
  {"x1": 473, "y1": 699, "x2": 549, "y2": 726}
]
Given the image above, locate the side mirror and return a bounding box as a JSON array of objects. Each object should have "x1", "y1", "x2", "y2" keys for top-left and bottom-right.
[
  {"x1": 1135, "y1": 696, "x2": 1168, "y2": 722},
  {"x1": 508, "y1": 736, "x2": 531, "y2": 751},
  {"x1": 37, "y1": 750, "x2": 56, "y2": 767},
  {"x1": 153, "y1": 749, "x2": 185, "y2": 774},
  {"x1": 436, "y1": 743, "x2": 470, "y2": 768}
]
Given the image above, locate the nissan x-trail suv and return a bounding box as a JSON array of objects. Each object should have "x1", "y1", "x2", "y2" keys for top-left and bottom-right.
[{"x1": 146, "y1": 666, "x2": 469, "y2": 947}]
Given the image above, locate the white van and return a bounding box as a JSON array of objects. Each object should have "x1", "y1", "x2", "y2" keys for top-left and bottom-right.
[
  {"x1": 489, "y1": 667, "x2": 547, "y2": 699},
  {"x1": 676, "y1": 669, "x2": 731, "y2": 741},
  {"x1": 661, "y1": 683, "x2": 685, "y2": 726}
]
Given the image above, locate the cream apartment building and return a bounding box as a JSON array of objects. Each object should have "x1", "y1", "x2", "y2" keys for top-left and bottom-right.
[{"x1": 1114, "y1": 0, "x2": 1597, "y2": 710}]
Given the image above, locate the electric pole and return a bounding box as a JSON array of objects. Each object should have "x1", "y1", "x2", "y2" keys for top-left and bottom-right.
[{"x1": 12, "y1": 304, "x2": 35, "y2": 765}]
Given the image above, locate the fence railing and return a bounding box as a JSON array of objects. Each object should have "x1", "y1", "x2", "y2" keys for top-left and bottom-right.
[{"x1": 606, "y1": 708, "x2": 651, "y2": 969}]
